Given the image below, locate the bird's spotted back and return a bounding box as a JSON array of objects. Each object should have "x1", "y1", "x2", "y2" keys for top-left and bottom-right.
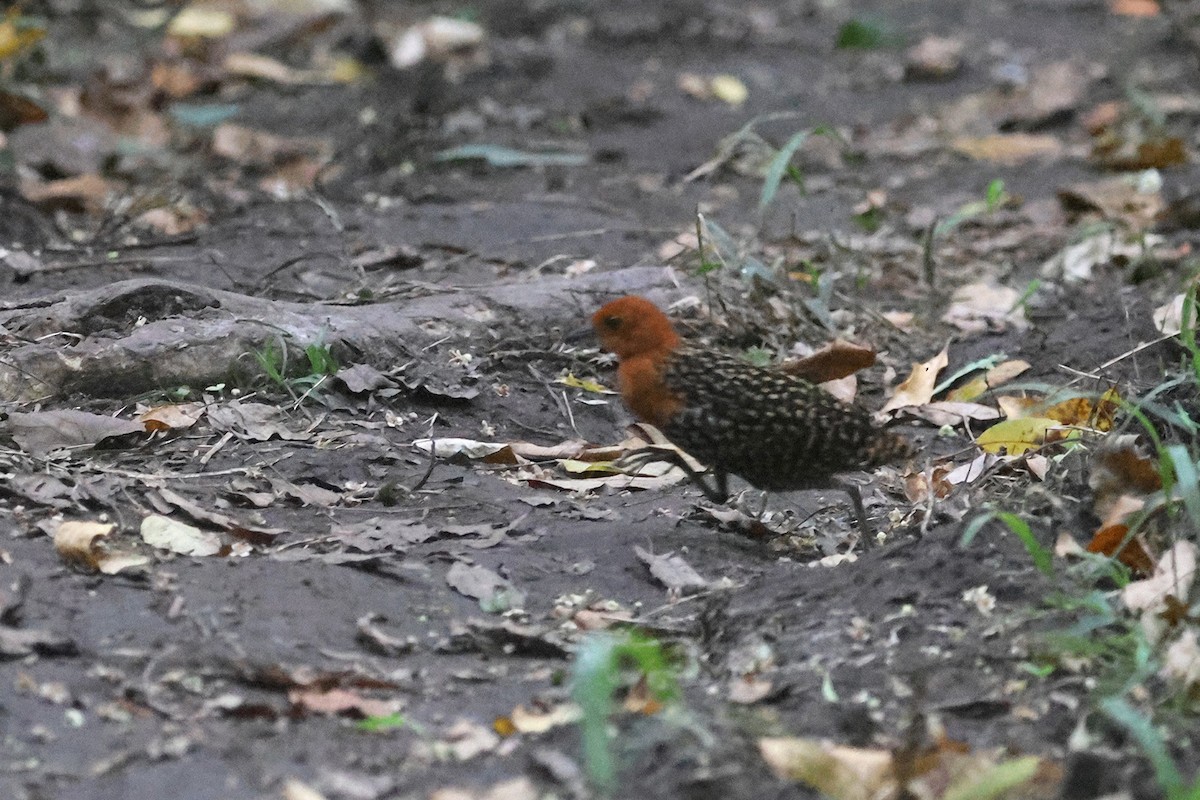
[{"x1": 658, "y1": 345, "x2": 908, "y2": 491}]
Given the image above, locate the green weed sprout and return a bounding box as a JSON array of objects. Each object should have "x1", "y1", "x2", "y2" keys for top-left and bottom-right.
[{"x1": 572, "y1": 630, "x2": 681, "y2": 794}]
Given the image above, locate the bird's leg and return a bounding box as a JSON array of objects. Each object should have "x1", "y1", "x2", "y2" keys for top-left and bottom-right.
[
  {"x1": 832, "y1": 477, "x2": 872, "y2": 546},
  {"x1": 618, "y1": 447, "x2": 728, "y2": 503}
]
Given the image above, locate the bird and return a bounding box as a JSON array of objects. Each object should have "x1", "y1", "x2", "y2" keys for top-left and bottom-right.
[{"x1": 590, "y1": 294, "x2": 913, "y2": 536}]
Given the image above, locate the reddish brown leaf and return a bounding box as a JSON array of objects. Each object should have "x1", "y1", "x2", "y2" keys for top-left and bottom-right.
[{"x1": 780, "y1": 339, "x2": 876, "y2": 383}]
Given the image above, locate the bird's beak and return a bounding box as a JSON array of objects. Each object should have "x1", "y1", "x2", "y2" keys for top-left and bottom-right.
[{"x1": 561, "y1": 324, "x2": 594, "y2": 345}]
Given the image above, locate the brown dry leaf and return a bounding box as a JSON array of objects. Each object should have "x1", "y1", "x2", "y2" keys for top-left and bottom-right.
[
  {"x1": 1111, "y1": 0, "x2": 1160, "y2": 14},
  {"x1": 1057, "y1": 176, "x2": 1164, "y2": 230},
  {"x1": 1087, "y1": 518, "x2": 1156, "y2": 577},
  {"x1": 904, "y1": 463, "x2": 953, "y2": 503},
  {"x1": 53, "y1": 521, "x2": 115, "y2": 571},
  {"x1": 8, "y1": 409, "x2": 145, "y2": 456},
  {"x1": 0, "y1": 89, "x2": 48, "y2": 130},
  {"x1": 1089, "y1": 435, "x2": 1163, "y2": 521},
  {"x1": 207, "y1": 402, "x2": 311, "y2": 441},
  {"x1": 1123, "y1": 542, "x2": 1197, "y2": 613},
  {"x1": 759, "y1": 738, "x2": 893, "y2": 799},
  {"x1": 760, "y1": 736, "x2": 1059, "y2": 800},
  {"x1": 134, "y1": 204, "x2": 209, "y2": 236},
  {"x1": 289, "y1": 687, "x2": 401, "y2": 719},
  {"x1": 140, "y1": 402, "x2": 206, "y2": 433},
  {"x1": 1045, "y1": 388, "x2": 1120, "y2": 431},
  {"x1": 950, "y1": 133, "x2": 1062, "y2": 164},
  {"x1": 881, "y1": 348, "x2": 949, "y2": 413},
  {"x1": 21, "y1": 173, "x2": 113, "y2": 213},
  {"x1": 781, "y1": 339, "x2": 876, "y2": 383},
  {"x1": 211, "y1": 123, "x2": 333, "y2": 168},
  {"x1": 622, "y1": 675, "x2": 665, "y2": 716}
]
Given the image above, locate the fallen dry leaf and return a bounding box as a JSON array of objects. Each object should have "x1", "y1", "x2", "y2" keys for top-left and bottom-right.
[
  {"x1": 941, "y1": 284, "x2": 1027, "y2": 334},
  {"x1": 1122, "y1": 541, "x2": 1197, "y2": 613},
  {"x1": 781, "y1": 339, "x2": 876, "y2": 383},
  {"x1": 950, "y1": 133, "x2": 1062, "y2": 164},
  {"x1": 53, "y1": 520, "x2": 115, "y2": 571},
  {"x1": 8, "y1": 409, "x2": 144, "y2": 456},
  {"x1": 140, "y1": 402, "x2": 206, "y2": 433},
  {"x1": 1161, "y1": 627, "x2": 1200, "y2": 689},
  {"x1": 975, "y1": 417, "x2": 1063, "y2": 456},
  {"x1": 140, "y1": 515, "x2": 223, "y2": 557},
  {"x1": 289, "y1": 687, "x2": 402, "y2": 719},
  {"x1": 1153, "y1": 292, "x2": 1195, "y2": 336},
  {"x1": 881, "y1": 348, "x2": 949, "y2": 412},
  {"x1": 54, "y1": 520, "x2": 150, "y2": 575},
  {"x1": 634, "y1": 546, "x2": 709, "y2": 595}
]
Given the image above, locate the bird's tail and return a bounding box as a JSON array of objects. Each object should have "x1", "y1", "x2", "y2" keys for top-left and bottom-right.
[{"x1": 864, "y1": 430, "x2": 915, "y2": 466}]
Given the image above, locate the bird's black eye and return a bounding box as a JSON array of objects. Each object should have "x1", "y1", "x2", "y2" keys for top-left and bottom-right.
[{"x1": 604, "y1": 315, "x2": 622, "y2": 330}]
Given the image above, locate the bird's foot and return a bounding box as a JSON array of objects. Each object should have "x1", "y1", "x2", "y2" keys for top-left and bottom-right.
[{"x1": 616, "y1": 446, "x2": 727, "y2": 503}]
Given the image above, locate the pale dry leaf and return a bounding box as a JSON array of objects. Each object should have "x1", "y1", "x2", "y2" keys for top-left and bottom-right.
[
  {"x1": 508, "y1": 703, "x2": 581, "y2": 733},
  {"x1": 634, "y1": 546, "x2": 709, "y2": 594},
  {"x1": 881, "y1": 347, "x2": 949, "y2": 412},
  {"x1": 1123, "y1": 542, "x2": 1197, "y2": 613},
  {"x1": 941, "y1": 283, "x2": 1027, "y2": 334},
  {"x1": 139, "y1": 402, "x2": 206, "y2": 432},
  {"x1": 289, "y1": 687, "x2": 401, "y2": 719},
  {"x1": 1153, "y1": 293, "x2": 1192, "y2": 336},
  {"x1": 950, "y1": 133, "x2": 1062, "y2": 164},
  {"x1": 140, "y1": 515, "x2": 223, "y2": 557},
  {"x1": 281, "y1": 778, "x2": 328, "y2": 800},
  {"x1": 1161, "y1": 628, "x2": 1200, "y2": 689},
  {"x1": 53, "y1": 520, "x2": 115, "y2": 571},
  {"x1": 9, "y1": 409, "x2": 143, "y2": 456}
]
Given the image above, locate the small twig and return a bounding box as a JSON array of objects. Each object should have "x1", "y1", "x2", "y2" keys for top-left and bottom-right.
[{"x1": 408, "y1": 416, "x2": 441, "y2": 493}]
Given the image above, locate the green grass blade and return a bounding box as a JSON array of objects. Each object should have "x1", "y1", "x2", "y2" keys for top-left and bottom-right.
[
  {"x1": 943, "y1": 756, "x2": 1040, "y2": 800},
  {"x1": 1101, "y1": 696, "x2": 1184, "y2": 798},
  {"x1": 759, "y1": 130, "x2": 810, "y2": 211},
  {"x1": 572, "y1": 635, "x2": 619, "y2": 794},
  {"x1": 995, "y1": 512, "x2": 1052, "y2": 575}
]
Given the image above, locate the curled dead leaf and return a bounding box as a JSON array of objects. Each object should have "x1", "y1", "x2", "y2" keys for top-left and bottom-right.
[
  {"x1": 53, "y1": 520, "x2": 115, "y2": 571},
  {"x1": 781, "y1": 339, "x2": 876, "y2": 384},
  {"x1": 881, "y1": 348, "x2": 948, "y2": 413}
]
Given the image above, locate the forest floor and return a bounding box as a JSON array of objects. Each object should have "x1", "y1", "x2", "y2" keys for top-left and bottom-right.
[{"x1": 1, "y1": 2, "x2": 1199, "y2": 799}]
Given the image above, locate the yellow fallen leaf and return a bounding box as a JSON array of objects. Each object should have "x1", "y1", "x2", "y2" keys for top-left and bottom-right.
[
  {"x1": 759, "y1": 738, "x2": 893, "y2": 800},
  {"x1": 975, "y1": 417, "x2": 1061, "y2": 455},
  {"x1": 710, "y1": 74, "x2": 748, "y2": 106},
  {"x1": 558, "y1": 373, "x2": 614, "y2": 393},
  {"x1": 167, "y1": 7, "x2": 236, "y2": 38},
  {"x1": 0, "y1": 11, "x2": 46, "y2": 62},
  {"x1": 882, "y1": 347, "x2": 949, "y2": 412}
]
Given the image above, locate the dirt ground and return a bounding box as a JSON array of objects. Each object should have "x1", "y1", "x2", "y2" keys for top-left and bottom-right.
[{"x1": 1, "y1": 1, "x2": 1199, "y2": 799}]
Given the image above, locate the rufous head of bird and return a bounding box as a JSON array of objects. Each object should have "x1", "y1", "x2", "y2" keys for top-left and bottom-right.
[{"x1": 592, "y1": 295, "x2": 681, "y2": 360}]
